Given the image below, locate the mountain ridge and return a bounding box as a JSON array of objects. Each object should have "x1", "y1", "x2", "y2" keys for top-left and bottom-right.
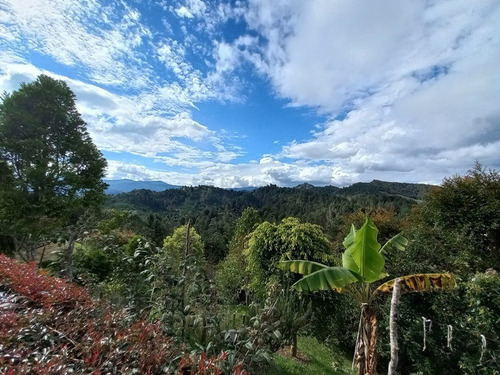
[{"x1": 105, "y1": 178, "x2": 434, "y2": 199}]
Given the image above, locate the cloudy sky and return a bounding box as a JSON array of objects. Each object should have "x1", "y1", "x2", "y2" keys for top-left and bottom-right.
[{"x1": 1, "y1": 0, "x2": 499, "y2": 188}]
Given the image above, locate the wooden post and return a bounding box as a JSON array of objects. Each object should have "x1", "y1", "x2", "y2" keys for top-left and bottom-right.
[{"x1": 388, "y1": 278, "x2": 402, "y2": 375}]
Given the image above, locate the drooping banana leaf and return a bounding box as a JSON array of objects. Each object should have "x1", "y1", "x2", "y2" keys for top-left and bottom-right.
[
  {"x1": 375, "y1": 273, "x2": 456, "y2": 294},
  {"x1": 342, "y1": 217, "x2": 386, "y2": 282},
  {"x1": 379, "y1": 233, "x2": 408, "y2": 261},
  {"x1": 278, "y1": 260, "x2": 328, "y2": 275},
  {"x1": 292, "y1": 266, "x2": 359, "y2": 292}
]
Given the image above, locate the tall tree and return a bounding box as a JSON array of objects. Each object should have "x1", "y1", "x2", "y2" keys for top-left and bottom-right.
[{"x1": 0, "y1": 75, "x2": 107, "y2": 275}]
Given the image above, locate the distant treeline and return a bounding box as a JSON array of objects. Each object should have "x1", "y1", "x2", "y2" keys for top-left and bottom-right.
[{"x1": 106, "y1": 180, "x2": 435, "y2": 263}]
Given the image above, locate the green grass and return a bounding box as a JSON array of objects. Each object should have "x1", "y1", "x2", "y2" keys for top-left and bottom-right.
[{"x1": 269, "y1": 336, "x2": 355, "y2": 375}]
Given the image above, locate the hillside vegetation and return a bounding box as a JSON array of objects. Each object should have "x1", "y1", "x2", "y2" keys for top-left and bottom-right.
[{"x1": 1, "y1": 76, "x2": 499, "y2": 375}]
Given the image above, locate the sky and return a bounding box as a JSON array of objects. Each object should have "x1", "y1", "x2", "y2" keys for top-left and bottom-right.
[{"x1": 1, "y1": 0, "x2": 499, "y2": 188}]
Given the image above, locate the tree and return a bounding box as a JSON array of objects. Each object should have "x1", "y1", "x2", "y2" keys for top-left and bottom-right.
[
  {"x1": 216, "y1": 207, "x2": 261, "y2": 304},
  {"x1": 246, "y1": 217, "x2": 333, "y2": 295},
  {"x1": 419, "y1": 162, "x2": 500, "y2": 271},
  {"x1": 279, "y1": 218, "x2": 455, "y2": 375},
  {"x1": 0, "y1": 75, "x2": 107, "y2": 274}
]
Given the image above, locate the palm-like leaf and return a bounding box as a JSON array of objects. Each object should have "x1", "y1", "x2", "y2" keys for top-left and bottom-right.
[
  {"x1": 342, "y1": 224, "x2": 356, "y2": 249},
  {"x1": 292, "y1": 267, "x2": 360, "y2": 292},
  {"x1": 342, "y1": 218, "x2": 386, "y2": 282},
  {"x1": 278, "y1": 260, "x2": 328, "y2": 275},
  {"x1": 379, "y1": 233, "x2": 408, "y2": 261},
  {"x1": 375, "y1": 273, "x2": 456, "y2": 294}
]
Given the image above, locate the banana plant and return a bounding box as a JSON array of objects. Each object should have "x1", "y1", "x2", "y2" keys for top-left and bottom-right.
[{"x1": 278, "y1": 217, "x2": 455, "y2": 375}]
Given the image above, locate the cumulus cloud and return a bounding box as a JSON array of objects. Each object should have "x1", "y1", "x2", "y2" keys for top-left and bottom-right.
[
  {"x1": 107, "y1": 158, "x2": 357, "y2": 188},
  {"x1": 0, "y1": 62, "x2": 243, "y2": 172},
  {"x1": 244, "y1": 0, "x2": 500, "y2": 182},
  {"x1": 2, "y1": 0, "x2": 499, "y2": 188}
]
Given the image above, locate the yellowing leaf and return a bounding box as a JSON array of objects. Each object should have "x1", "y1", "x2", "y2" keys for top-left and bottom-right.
[{"x1": 375, "y1": 273, "x2": 456, "y2": 294}]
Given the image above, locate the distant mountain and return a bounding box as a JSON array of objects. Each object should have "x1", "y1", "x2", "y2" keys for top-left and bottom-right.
[
  {"x1": 106, "y1": 179, "x2": 436, "y2": 214},
  {"x1": 104, "y1": 179, "x2": 180, "y2": 195},
  {"x1": 229, "y1": 186, "x2": 258, "y2": 192},
  {"x1": 105, "y1": 178, "x2": 435, "y2": 199},
  {"x1": 339, "y1": 180, "x2": 435, "y2": 200}
]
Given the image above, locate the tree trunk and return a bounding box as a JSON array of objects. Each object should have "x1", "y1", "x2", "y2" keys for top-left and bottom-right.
[
  {"x1": 25, "y1": 243, "x2": 36, "y2": 262},
  {"x1": 388, "y1": 278, "x2": 401, "y2": 375},
  {"x1": 63, "y1": 231, "x2": 77, "y2": 280},
  {"x1": 180, "y1": 220, "x2": 191, "y2": 340},
  {"x1": 39, "y1": 245, "x2": 46, "y2": 265},
  {"x1": 291, "y1": 332, "x2": 298, "y2": 357},
  {"x1": 354, "y1": 304, "x2": 378, "y2": 375}
]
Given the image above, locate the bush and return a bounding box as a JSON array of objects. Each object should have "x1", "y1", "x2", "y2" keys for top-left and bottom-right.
[{"x1": 0, "y1": 254, "x2": 247, "y2": 374}]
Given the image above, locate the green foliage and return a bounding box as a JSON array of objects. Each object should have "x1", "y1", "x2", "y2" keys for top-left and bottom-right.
[
  {"x1": 280, "y1": 218, "x2": 394, "y2": 300},
  {"x1": 106, "y1": 182, "x2": 425, "y2": 263},
  {"x1": 73, "y1": 242, "x2": 116, "y2": 281},
  {"x1": 417, "y1": 162, "x2": 500, "y2": 272},
  {"x1": 0, "y1": 75, "x2": 107, "y2": 260},
  {"x1": 342, "y1": 218, "x2": 385, "y2": 282},
  {"x1": 369, "y1": 164, "x2": 500, "y2": 373},
  {"x1": 279, "y1": 259, "x2": 359, "y2": 292},
  {"x1": 376, "y1": 271, "x2": 500, "y2": 374},
  {"x1": 270, "y1": 336, "x2": 354, "y2": 375},
  {"x1": 216, "y1": 249, "x2": 248, "y2": 304},
  {"x1": 216, "y1": 208, "x2": 262, "y2": 303},
  {"x1": 246, "y1": 217, "x2": 333, "y2": 294},
  {"x1": 162, "y1": 224, "x2": 205, "y2": 273}
]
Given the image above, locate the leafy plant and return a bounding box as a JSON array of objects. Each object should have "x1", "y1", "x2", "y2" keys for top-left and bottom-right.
[
  {"x1": 279, "y1": 217, "x2": 455, "y2": 375},
  {"x1": 0, "y1": 254, "x2": 247, "y2": 374}
]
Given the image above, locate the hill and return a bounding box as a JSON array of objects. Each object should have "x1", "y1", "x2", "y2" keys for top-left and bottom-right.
[
  {"x1": 105, "y1": 180, "x2": 435, "y2": 263},
  {"x1": 339, "y1": 179, "x2": 434, "y2": 200},
  {"x1": 104, "y1": 179, "x2": 179, "y2": 194},
  {"x1": 106, "y1": 180, "x2": 434, "y2": 212}
]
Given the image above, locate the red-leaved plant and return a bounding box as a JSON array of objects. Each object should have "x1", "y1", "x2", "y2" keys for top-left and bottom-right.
[{"x1": 0, "y1": 254, "x2": 247, "y2": 374}]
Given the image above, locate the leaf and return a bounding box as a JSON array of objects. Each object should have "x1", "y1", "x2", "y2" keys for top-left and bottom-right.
[
  {"x1": 342, "y1": 217, "x2": 385, "y2": 282},
  {"x1": 342, "y1": 224, "x2": 357, "y2": 249},
  {"x1": 273, "y1": 330, "x2": 282, "y2": 340},
  {"x1": 379, "y1": 233, "x2": 408, "y2": 261},
  {"x1": 375, "y1": 273, "x2": 456, "y2": 294},
  {"x1": 292, "y1": 267, "x2": 359, "y2": 292},
  {"x1": 277, "y1": 260, "x2": 328, "y2": 275}
]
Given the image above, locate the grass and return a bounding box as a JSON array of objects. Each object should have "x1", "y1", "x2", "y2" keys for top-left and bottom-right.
[{"x1": 269, "y1": 336, "x2": 355, "y2": 375}]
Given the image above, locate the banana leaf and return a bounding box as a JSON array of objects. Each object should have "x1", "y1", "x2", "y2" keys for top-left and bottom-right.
[
  {"x1": 278, "y1": 260, "x2": 328, "y2": 275},
  {"x1": 342, "y1": 217, "x2": 386, "y2": 282},
  {"x1": 292, "y1": 266, "x2": 359, "y2": 292},
  {"x1": 379, "y1": 233, "x2": 408, "y2": 261},
  {"x1": 375, "y1": 273, "x2": 456, "y2": 294}
]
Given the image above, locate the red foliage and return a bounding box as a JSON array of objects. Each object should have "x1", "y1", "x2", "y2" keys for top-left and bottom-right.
[
  {"x1": 0, "y1": 255, "x2": 91, "y2": 306},
  {"x1": 0, "y1": 255, "x2": 247, "y2": 374}
]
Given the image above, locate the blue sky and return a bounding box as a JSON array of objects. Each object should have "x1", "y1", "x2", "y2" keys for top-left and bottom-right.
[{"x1": 1, "y1": 0, "x2": 499, "y2": 188}]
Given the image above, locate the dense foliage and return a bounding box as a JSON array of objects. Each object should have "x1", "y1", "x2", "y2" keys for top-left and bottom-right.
[
  {"x1": 0, "y1": 75, "x2": 107, "y2": 277},
  {"x1": 106, "y1": 181, "x2": 428, "y2": 263},
  {"x1": 0, "y1": 76, "x2": 497, "y2": 375},
  {"x1": 0, "y1": 255, "x2": 246, "y2": 374}
]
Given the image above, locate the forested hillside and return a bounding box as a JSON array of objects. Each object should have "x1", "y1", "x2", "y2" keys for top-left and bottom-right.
[
  {"x1": 106, "y1": 181, "x2": 434, "y2": 262},
  {"x1": 2, "y1": 75, "x2": 499, "y2": 375}
]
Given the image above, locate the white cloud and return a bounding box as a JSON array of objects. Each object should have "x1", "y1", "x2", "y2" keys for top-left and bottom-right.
[
  {"x1": 0, "y1": 0, "x2": 153, "y2": 88},
  {"x1": 2, "y1": 0, "x2": 499, "y2": 188},
  {"x1": 244, "y1": 0, "x2": 500, "y2": 182},
  {"x1": 0, "y1": 62, "x2": 243, "y2": 170},
  {"x1": 107, "y1": 158, "x2": 357, "y2": 188}
]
